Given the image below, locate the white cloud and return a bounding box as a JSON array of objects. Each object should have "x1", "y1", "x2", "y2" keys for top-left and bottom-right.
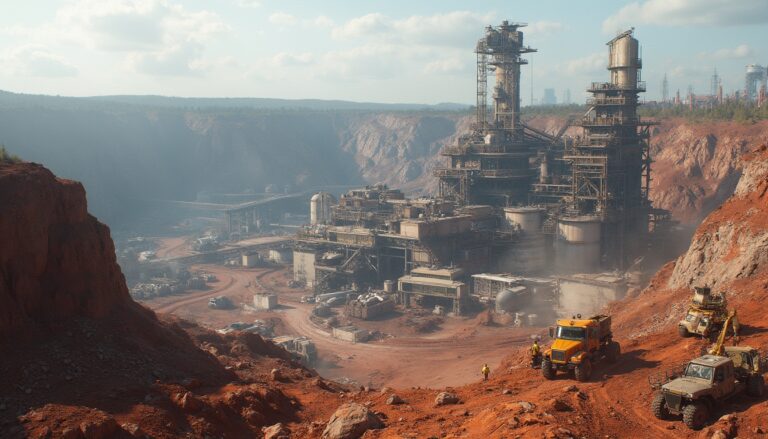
[
  {"x1": 4, "y1": 0, "x2": 229, "y2": 77},
  {"x1": 269, "y1": 12, "x2": 297, "y2": 27},
  {"x1": 566, "y1": 53, "x2": 605, "y2": 75},
  {"x1": 603, "y1": 0, "x2": 768, "y2": 33},
  {"x1": 526, "y1": 21, "x2": 564, "y2": 37},
  {"x1": 424, "y1": 57, "x2": 469, "y2": 75},
  {"x1": 331, "y1": 13, "x2": 389, "y2": 40},
  {"x1": 235, "y1": 0, "x2": 261, "y2": 8},
  {"x1": 331, "y1": 11, "x2": 495, "y2": 47},
  {"x1": 1, "y1": 45, "x2": 78, "y2": 77},
  {"x1": 669, "y1": 65, "x2": 711, "y2": 79},
  {"x1": 698, "y1": 44, "x2": 753, "y2": 60},
  {"x1": 272, "y1": 52, "x2": 314, "y2": 67},
  {"x1": 311, "y1": 16, "x2": 335, "y2": 29}
]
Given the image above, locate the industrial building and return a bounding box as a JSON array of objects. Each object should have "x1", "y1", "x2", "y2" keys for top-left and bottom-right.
[{"x1": 292, "y1": 23, "x2": 670, "y2": 317}]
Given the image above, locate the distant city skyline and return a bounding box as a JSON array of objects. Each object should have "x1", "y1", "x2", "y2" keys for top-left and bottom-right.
[{"x1": 0, "y1": 0, "x2": 766, "y2": 104}]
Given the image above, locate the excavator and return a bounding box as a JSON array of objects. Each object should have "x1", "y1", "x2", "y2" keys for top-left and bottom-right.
[{"x1": 708, "y1": 311, "x2": 740, "y2": 356}]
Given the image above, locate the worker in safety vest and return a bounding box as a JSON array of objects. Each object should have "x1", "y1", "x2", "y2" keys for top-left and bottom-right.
[
  {"x1": 481, "y1": 364, "x2": 490, "y2": 381},
  {"x1": 530, "y1": 339, "x2": 542, "y2": 368}
]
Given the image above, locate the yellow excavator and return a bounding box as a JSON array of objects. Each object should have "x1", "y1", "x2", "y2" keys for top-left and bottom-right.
[{"x1": 708, "y1": 310, "x2": 740, "y2": 356}]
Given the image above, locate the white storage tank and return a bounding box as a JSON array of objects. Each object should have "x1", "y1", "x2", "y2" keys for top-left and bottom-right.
[
  {"x1": 504, "y1": 207, "x2": 543, "y2": 232},
  {"x1": 555, "y1": 216, "x2": 602, "y2": 273},
  {"x1": 310, "y1": 192, "x2": 336, "y2": 225}
]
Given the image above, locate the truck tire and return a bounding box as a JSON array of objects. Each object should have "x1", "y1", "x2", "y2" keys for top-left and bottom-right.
[
  {"x1": 678, "y1": 325, "x2": 690, "y2": 338},
  {"x1": 683, "y1": 402, "x2": 709, "y2": 430},
  {"x1": 747, "y1": 375, "x2": 765, "y2": 397},
  {"x1": 651, "y1": 393, "x2": 670, "y2": 420},
  {"x1": 605, "y1": 341, "x2": 621, "y2": 363},
  {"x1": 574, "y1": 358, "x2": 592, "y2": 382},
  {"x1": 541, "y1": 357, "x2": 555, "y2": 380}
]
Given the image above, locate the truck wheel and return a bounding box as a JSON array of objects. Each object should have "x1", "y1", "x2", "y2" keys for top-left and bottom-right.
[
  {"x1": 683, "y1": 402, "x2": 709, "y2": 430},
  {"x1": 606, "y1": 341, "x2": 621, "y2": 363},
  {"x1": 574, "y1": 358, "x2": 592, "y2": 382},
  {"x1": 678, "y1": 325, "x2": 690, "y2": 338},
  {"x1": 651, "y1": 393, "x2": 670, "y2": 420},
  {"x1": 541, "y1": 357, "x2": 555, "y2": 380},
  {"x1": 747, "y1": 375, "x2": 765, "y2": 397}
]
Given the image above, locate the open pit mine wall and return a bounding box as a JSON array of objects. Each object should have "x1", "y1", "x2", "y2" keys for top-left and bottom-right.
[
  {"x1": 668, "y1": 144, "x2": 768, "y2": 290},
  {"x1": 0, "y1": 162, "x2": 131, "y2": 338},
  {"x1": 2, "y1": 97, "x2": 766, "y2": 228}
]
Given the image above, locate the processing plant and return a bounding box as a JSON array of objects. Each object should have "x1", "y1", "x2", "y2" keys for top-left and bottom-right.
[{"x1": 292, "y1": 22, "x2": 671, "y2": 317}]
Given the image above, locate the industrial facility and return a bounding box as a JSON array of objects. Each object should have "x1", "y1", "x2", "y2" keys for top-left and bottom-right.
[{"x1": 292, "y1": 22, "x2": 670, "y2": 318}]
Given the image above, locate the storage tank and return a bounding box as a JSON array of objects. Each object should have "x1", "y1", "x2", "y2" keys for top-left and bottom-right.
[
  {"x1": 310, "y1": 192, "x2": 336, "y2": 225},
  {"x1": 608, "y1": 31, "x2": 639, "y2": 88},
  {"x1": 498, "y1": 207, "x2": 546, "y2": 274},
  {"x1": 554, "y1": 216, "x2": 601, "y2": 273},
  {"x1": 504, "y1": 207, "x2": 543, "y2": 232}
]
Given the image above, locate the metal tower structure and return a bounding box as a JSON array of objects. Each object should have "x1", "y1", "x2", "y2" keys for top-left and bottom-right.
[
  {"x1": 564, "y1": 29, "x2": 655, "y2": 268},
  {"x1": 437, "y1": 21, "x2": 553, "y2": 206}
]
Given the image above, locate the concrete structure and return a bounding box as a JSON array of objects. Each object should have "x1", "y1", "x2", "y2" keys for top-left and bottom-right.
[
  {"x1": 268, "y1": 248, "x2": 292, "y2": 264},
  {"x1": 398, "y1": 267, "x2": 468, "y2": 315},
  {"x1": 557, "y1": 273, "x2": 627, "y2": 317},
  {"x1": 293, "y1": 250, "x2": 317, "y2": 287},
  {"x1": 332, "y1": 325, "x2": 369, "y2": 343},
  {"x1": 242, "y1": 252, "x2": 262, "y2": 268},
  {"x1": 253, "y1": 293, "x2": 278, "y2": 310}
]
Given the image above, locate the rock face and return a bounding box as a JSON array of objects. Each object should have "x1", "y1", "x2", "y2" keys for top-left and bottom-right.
[
  {"x1": 669, "y1": 145, "x2": 768, "y2": 289},
  {"x1": 0, "y1": 162, "x2": 130, "y2": 338},
  {"x1": 648, "y1": 119, "x2": 768, "y2": 224},
  {"x1": 322, "y1": 403, "x2": 383, "y2": 439}
]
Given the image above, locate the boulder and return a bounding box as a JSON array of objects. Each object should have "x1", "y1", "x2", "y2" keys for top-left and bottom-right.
[
  {"x1": 263, "y1": 423, "x2": 290, "y2": 439},
  {"x1": 434, "y1": 392, "x2": 460, "y2": 406},
  {"x1": 322, "y1": 403, "x2": 383, "y2": 439},
  {"x1": 386, "y1": 394, "x2": 405, "y2": 405}
]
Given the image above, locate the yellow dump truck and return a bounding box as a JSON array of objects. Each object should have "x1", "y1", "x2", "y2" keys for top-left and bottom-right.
[{"x1": 541, "y1": 314, "x2": 620, "y2": 381}]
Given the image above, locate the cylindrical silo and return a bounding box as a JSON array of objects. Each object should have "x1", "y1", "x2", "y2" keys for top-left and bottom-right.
[
  {"x1": 504, "y1": 207, "x2": 543, "y2": 232},
  {"x1": 498, "y1": 207, "x2": 546, "y2": 274},
  {"x1": 609, "y1": 32, "x2": 639, "y2": 88},
  {"x1": 554, "y1": 216, "x2": 602, "y2": 273},
  {"x1": 310, "y1": 192, "x2": 336, "y2": 225}
]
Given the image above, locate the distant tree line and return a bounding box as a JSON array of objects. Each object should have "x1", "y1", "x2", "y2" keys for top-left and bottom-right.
[{"x1": 639, "y1": 102, "x2": 768, "y2": 123}]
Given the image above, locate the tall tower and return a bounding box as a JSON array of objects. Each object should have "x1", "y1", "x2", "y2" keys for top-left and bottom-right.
[
  {"x1": 564, "y1": 28, "x2": 653, "y2": 269},
  {"x1": 710, "y1": 68, "x2": 720, "y2": 97},
  {"x1": 437, "y1": 21, "x2": 548, "y2": 206},
  {"x1": 661, "y1": 73, "x2": 669, "y2": 103}
]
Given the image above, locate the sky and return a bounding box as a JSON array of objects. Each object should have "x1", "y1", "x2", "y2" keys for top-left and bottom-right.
[{"x1": 0, "y1": 0, "x2": 766, "y2": 105}]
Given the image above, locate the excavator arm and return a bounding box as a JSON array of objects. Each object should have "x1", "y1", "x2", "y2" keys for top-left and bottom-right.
[{"x1": 708, "y1": 310, "x2": 739, "y2": 356}]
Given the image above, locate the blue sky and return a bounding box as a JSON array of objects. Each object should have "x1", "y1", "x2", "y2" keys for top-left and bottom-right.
[{"x1": 0, "y1": 0, "x2": 766, "y2": 104}]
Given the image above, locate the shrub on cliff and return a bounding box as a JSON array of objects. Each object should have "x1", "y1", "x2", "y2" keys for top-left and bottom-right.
[{"x1": 0, "y1": 145, "x2": 21, "y2": 163}]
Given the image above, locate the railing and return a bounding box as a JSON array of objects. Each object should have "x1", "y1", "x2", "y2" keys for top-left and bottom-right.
[
  {"x1": 588, "y1": 81, "x2": 646, "y2": 92},
  {"x1": 581, "y1": 116, "x2": 639, "y2": 126}
]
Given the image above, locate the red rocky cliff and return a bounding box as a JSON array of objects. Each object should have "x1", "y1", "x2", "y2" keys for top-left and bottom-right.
[{"x1": 0, "y1": 162, "x2": 129, "y2": 338}]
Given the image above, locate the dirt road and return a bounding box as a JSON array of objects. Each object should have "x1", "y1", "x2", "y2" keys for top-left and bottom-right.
[{"x1": 143, "y1": 260, "x2": 539, "y2": 389}]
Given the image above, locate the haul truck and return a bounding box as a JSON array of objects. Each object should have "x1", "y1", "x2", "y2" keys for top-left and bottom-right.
[{"x1": 541, "y1": 314, "x2": 620, "y2": 382}]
